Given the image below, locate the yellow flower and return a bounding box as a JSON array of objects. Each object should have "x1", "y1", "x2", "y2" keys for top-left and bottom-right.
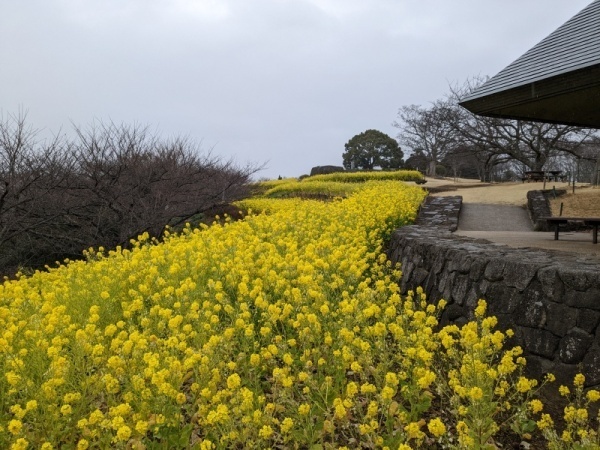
[
  {"x1": 298, "y1": 404, "x2": 310, "y2": 416},
  {"x1": 528, "y1": 399, "x2": 543, "y2": 414},
  {"x1": 573, "y1": 373, "x2": 585, "y2": 388},
  {"x1": 333, "y1": 398, "x2": 347, "y2": 420},
  {"x1": 25, "y1": 400, "x2": 37, "y2": 411},
  {"x1": 116, "y1": 425, "x2": 132, "y2": 441},
  {"x1": 474, "y1": 299, "x2": 487, "y2": 318},
  {"x1": 427, "y1": 418, "x2": 446, "y2": 437},
  {"x1": 515, "y1": 377, "x2": 535, "y2": 393},
  {"x1": 468, "y1": 386, "x2": 484, "y2": 401},
  {"x1": 280, "y1": 417, "x2": 294, "y2": 433},
  {"x1": 380, "y1": 386, "x2": 395, "y2": 401},
  {"x1": 258, "y1": 425, "x2": 273, "y2": 439},
  {"x1": 587, "y1": 390, "x2": 600, "y2": 402},
  {"x1": 8, "y1": 419, "x2": 22, "y2": 435},
  {"x1": 10, "y1": 405, "x2": 26, "y2": 420},
  {"x1": 346, "y1": 381, "x2": 358, "y2": 398},
  {"x1": 227, "y1": 373, "x2": 241, "y2": 390},
  {"x1": 417, "y1": 370, "x2": 436, "y2": 389},
  {"x1": 385, "y1": 372, "x2": 399, "y2": 387},
  {"x1": 536, "y1": 414, "x2": 554, "y2": 430},
  {"x1": 10, "y1": 438, "x2": 29, "y2": 450},
  {"x1": 404, "y1": 421, "x2": 425, "y2": 440},
  {"x1": 199, "y1": 440, "x2": 215, "y2": 450}
]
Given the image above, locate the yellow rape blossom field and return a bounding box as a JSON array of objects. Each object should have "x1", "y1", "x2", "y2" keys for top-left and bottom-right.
[{"x1": 0, "y1": 178, "x2": 599, "y2": 449}]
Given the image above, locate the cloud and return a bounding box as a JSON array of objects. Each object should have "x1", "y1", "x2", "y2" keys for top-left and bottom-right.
[{"x1": 0, "y1": 0, "x2": 593, "y2": 178}]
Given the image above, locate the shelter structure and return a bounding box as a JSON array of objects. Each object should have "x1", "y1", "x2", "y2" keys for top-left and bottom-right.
[{"x1": 460, "y1": 0, "x2": 600, "y2": 128}]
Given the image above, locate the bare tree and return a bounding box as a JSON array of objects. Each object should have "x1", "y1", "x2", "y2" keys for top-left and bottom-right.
[
  {"x1": 60, "y1": 121, "x2": 262, "y2": 253},
  {"x1": 0, "y1": 117, "x2": 262, "y2": 275},
  {"x1": 0, "y1": 113, "x2": 75, "y2": 269},
  {"x1": 394, "y1": 101, "x2": 456, "y2": 177},
  {"x1": 446, "y1": 78, "x2": 597, "y2": 177}
]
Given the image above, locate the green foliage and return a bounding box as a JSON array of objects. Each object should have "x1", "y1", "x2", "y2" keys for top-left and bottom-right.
[
  {"x1": 304, "y1": 170, "x2": 424, "y2": 184},
  {"x1": 342, "y1": 129, "x2": 403, "y2": 170},
  {"x1": 256, "y1": 178, "x2": 298, "y2": 188},
  {"x1": 261, "y1": 180, "x2": 359, "y2": 199},
  {"x1": 256, "y1": 171, "x2": 425, "y2": 199}
]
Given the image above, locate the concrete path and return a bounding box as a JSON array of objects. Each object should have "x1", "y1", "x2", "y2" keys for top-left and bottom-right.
[
  {"x1": 457, "y1": 203, "x2": 533, "y2": 232},
  {"x1": 455, "y1": 202, "x2": 600, "y2": 256}
]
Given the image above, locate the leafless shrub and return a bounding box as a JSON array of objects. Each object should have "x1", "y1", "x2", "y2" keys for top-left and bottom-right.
[{"x1": 0, "y1": 116, "x2": 262, "y2": 275}]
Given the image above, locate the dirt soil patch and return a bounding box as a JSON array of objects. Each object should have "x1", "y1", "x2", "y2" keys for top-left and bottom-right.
[
  {"x1": 424, "y1": 178, "x2": 571, "y2": 205},
  {"x1": 550, "y1": 186, "x2": 600, "y2": 216}
]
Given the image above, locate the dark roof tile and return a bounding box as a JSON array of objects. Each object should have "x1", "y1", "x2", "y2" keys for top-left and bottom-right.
[{"x1": 462, "y1": 0, "x2": 600, "y2": 101}]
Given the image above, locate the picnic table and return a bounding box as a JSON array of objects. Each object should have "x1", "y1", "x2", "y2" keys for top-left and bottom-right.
[
  {"x1": 547, "y1": 170, "x2": 565, "y2": 182},
  {"x1": 523, "y1": 171, "x2": 545, "y2": 182},
  {"x1": 522, "y1": 170, "x2": 565, "y2": 182},
  {"x1": 543, "y1": 217, "x2": 600, "y2": 244}
]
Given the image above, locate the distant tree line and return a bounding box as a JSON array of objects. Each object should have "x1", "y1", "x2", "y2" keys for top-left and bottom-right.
[
  {"x1": 0, "y1": 113, "x2": 260, "y2": 276},
  {"x1": 394, "y1": 76, "x2": 600, "y2": 181}
]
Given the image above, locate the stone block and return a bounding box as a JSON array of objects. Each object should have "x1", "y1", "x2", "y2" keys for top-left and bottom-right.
[
  {"x1": 523, "y1": 355, "x2": 556, "y2": 382},
  {"x1": 442, "y1": 303, "x2": 465, "y2": 325},
  {"x1": 428, "y1": 289, "x2": 444, "y2": 304},
  {"x1": 402, "y1": 260, "x2": 415, "y2": 283},
  {"x1": 537, "y1": 266, "x2": 566, "y2": 302},
  {"x1": 565, "y1": 289, "x2": 600, "y2": 311},
  {"x1": 515, "y1": 326, "x2": 560, "y2": 359},
  {"x1": 412, "y1": 268, "x2": 429, "y2": 287},
  {"x1": 469, "y1": 258, "x2": 488, "y2": 281},
  {"x1": 540, "y1": 360, "x2": 579, "y2": 387},
  {"x1": 587, "y1": 272, "x2": 600, "y2": 290},
  {"x1": 441, "y1": 272, "x2": 456, "y2": 301},
  {"x1": 577, "y1": 309, "x2": 600, "y2": 334},
  {"x1": 523, "y1": 279, "x2": 545, "y2": 300},
  {"x1": 559, "y1": 270, "x2": 592, "y2": 291},
  {"x1": 477, "y1": 279, "x2": 490, "y2": 297},
  {"x1": 502, "y1": 261, "x2": 538, "y2": 291},
  {"x1": 413, "y1": 253, "x2": 423, "y2": 267},
  {"x1": 484, "y1": 258, "x2": 505, "y2": 282},
  {"x1": 455, "y1": 253, "x2": 473, "y2": 274},
  {"x1": 431, "y1": 253, "x2": 446, "y2": 275},
  {"x1": 445, "y1": 249, "x2": 462, "y2": 273},
  {"x1": 558, "y1": 328, "x2": 594, "y2": 364},
  {"x1": 451, "y1": 274, "x2": 471, "y2": 306},
  {"x1": 545, "y1": 302, "x2": 578, "y2": 337},
  {"x1": 464, "y1": 289, "x2": 480, "y2": 318},
  {"x1": 583, "y1": 346, "x2": 600, "y2": 386},
  {"x1": 515, "y1": 300, "x2": 547, "y2": 328},
  {"x1": 485, "y1": 283, "x2": 521, "y2": 315},
  {"x1": 423, "y1": 272, "x2": 438, "y2": 297}
]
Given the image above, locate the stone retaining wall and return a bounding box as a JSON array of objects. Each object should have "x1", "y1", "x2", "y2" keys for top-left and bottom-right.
[
  {"x1": 528, "y1": 189, "x2": 567, "y2": 231},
  {"x1": 388, "y1": 195, "x2": 600, "y2": 386},
  {"x1": 415, "y1": 196, "x2": 462, "y2": 231}
]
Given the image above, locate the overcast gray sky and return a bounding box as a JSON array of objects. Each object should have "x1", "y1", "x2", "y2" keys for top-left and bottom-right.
[{"x1": 1, "y1": 0, "x2": 592, "y2": 178}]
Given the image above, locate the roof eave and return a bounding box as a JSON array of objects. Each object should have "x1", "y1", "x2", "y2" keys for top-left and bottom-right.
[{"x1": 459, "y1": 64, "x2": 600, "y2": 128}]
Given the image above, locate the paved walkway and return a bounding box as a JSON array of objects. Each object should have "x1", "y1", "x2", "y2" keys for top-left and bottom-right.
[
  {"x1": 455, "y1": 202, "x2": 600, "y2": 256},
  {"x1": 457, "y1": 203, "x2": 533, "y2": 232}
]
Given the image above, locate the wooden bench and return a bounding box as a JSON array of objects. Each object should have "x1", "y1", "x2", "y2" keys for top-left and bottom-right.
[{"x1": 543, "y1": 217, "x2": 600, "y2": 244}]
